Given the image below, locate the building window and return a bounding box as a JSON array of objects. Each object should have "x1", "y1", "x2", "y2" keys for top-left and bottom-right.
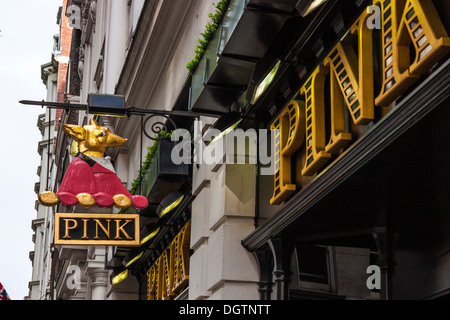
[
  {"x1": 298, "y1": 244, "x2": 330, "y2": 285},
  {"x1": 291, "y1": 244, "x2": 335, "y2": 293}
]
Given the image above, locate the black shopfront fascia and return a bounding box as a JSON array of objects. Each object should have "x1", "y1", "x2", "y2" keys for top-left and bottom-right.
[
  {"x1": 239, "y1": 0, "x2": 450, "y2": 300},
  {"x1": 242, "y1": 53, "x2": 450, "y2": 300}
]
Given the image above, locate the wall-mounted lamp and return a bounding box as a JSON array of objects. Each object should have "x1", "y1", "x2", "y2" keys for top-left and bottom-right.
[
  {"x1": 140, "y1": 226, "x2": 160, "y2": 246},
  {"x1": 123, "y1": 251, "x2": 144, "y2": 268},
  {"x1": 87, "y1": 94, "x2": 127, "y2": 117},
  {"x1": 296, "y1": 0, "x2": 328, "y2": 17},
  {"x1": 111, "y1": 268, "x2": 129, "y2": 286},
  {"x1": 205, "y1": 112, "x2": 243, "y2": 145},
  {"x1": 156, "y1": 191, "x2": 185, "y2": 218},
  {"x1": 250, "y1": 60, "x2": 281, "y2": 105},
  {"x1": 122, "y1": 225, "x2": 161, "y2": 268}
]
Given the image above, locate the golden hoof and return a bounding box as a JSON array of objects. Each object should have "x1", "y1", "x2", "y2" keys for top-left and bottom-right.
[
  {"x1": 39, "y1": 191, "x2": 60, "y2": 207},
  {"x1": 76, "y1": 193, "x2": 96, "y2": 208},
  {"x1": 113, "y1": 194, "x2": 132, "y2": 209}
]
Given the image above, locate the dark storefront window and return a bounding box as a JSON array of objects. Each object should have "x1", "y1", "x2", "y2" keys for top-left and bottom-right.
[{"x1": 297, "y1": 245, "x2": 330, "y2": 285}]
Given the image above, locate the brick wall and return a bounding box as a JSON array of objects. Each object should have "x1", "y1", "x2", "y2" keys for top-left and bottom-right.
[{"x1": 54, "y1": 0, "x2": 73, "y2": 148}]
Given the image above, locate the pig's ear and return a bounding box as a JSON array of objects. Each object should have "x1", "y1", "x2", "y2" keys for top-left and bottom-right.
[{"x1": 63, "y1": 124, "x2": 86, "y2": 141}]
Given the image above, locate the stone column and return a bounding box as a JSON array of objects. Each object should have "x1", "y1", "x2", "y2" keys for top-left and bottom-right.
[
  {"x1": 86, "y1": 246, "x2": 109, "y2": 300},
  {"x1": 189, "y1": 119, "x2": 260, "y2": 299},
  {"x1": 89, "y1": 271, "x2": 109, "y2": 300}
]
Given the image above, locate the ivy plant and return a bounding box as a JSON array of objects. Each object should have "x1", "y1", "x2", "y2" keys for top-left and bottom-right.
[{"x1": 186, "y1": 0, "x2": 230, "y2": 75}]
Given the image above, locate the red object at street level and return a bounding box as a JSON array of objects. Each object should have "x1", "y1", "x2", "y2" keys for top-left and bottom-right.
[{"x1": 0, "y1": 282, "x2": 11, "y2": 300}]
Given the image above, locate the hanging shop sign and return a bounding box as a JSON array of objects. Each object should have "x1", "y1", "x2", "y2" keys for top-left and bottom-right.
[
  {"x1": 147, "y1": 223, "x2": 191, "y2": 300},
  {"x1": 270, "y1": 0, "x2": 450, "y2": 205},
  {"x1": 54, "y1": 213, "x2": 140, "y2": 246},
  {"x1": 39, "y1": 119, "x2": 149, "y2": 210}
]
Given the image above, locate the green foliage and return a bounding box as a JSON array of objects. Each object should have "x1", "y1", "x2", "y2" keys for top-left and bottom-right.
[
  {"x1": 186, "y1": 0, "x2": 230, "y2": 75},
  {"x1": 129, "y1": 130, "x2": 172, "y2": 195}
]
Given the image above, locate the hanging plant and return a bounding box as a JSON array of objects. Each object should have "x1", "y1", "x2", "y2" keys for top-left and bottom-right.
[{"x1": 186, "y1": 0, "x2": 230, "y2": 75}]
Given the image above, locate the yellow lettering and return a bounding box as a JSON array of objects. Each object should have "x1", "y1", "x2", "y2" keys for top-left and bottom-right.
[
  {"x1": 147, "y1": 264, "x2": 157, "y2": 300},
  {"x1": 269, "y1": 0, "x2": 449, "y2": 205},
  {"x1": 94, "y1": 219, "x2": 111, "y2": 240},
  {"x1": 81, "y1": 219, "x2": 89, "y2": 240},
  {"x1": 169, "y1": 223, "x2": 192, "y2": 296},
  {"x1": 177, "y1": 223, "x2": 190, "y2": 292},
  {"x1": 114, "y1": 219, "x2": 133, "y2": 240},
  {"x1": 161, "y1": 250, "x2": 172, "y2": 300},
  {"x1": 323, "y1": 7, "x2": 376, "y2": 154},
  {"x1": 300, "y1": 65, "x2": 332, "y2": 176},
  {"x1": 270, "y1": 101, "x2": 305, "y2": 205},
  {"x1": 169, "y1": 233, "x2": 180, "y2": 297},
  {"x1": 147, "y1": 224, "x2": 191, "y2": 300},
  {"x1": 148, "y1": 256, "x2": 169, "y2": 301},
  {"x1": 154, "y1": 258, "x2": 162, "y2": 300},
  {"x1": 63, "y1": 219, "x2": 78, "y2": 239},
  {"x1": 375, "y1": 0, "x2": 450, "y2": 106}
]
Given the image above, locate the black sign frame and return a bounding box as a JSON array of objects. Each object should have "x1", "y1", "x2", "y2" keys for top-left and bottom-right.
[{"x1": 55, "y1": 213, "x2": 140, "y2": 246}]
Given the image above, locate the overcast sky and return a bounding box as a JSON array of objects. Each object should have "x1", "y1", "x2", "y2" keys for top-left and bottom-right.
[{"x1": 0, "y1": 0, "x2": 62, "y2": 300}]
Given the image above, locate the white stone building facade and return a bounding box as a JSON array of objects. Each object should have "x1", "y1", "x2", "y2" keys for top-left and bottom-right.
[{"x1": 30, "y1": 0, "x2": 261, "y2": 300}]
